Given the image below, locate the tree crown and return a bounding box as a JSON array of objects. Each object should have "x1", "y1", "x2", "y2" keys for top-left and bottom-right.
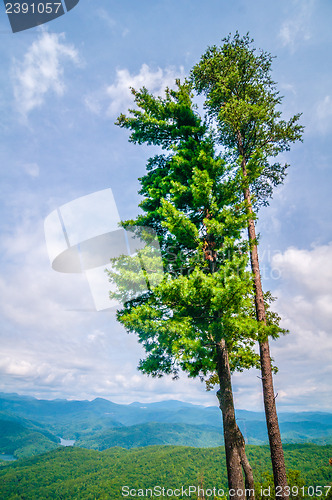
[
  {"x1": 109, "y1": 81, "x2": 285, "y2": 383},
  {"x1": 191, "y1": 32, "x2": 304, "y2": 206}
]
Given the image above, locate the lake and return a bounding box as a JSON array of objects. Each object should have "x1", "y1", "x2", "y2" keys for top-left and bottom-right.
[
  {"x1": 59, "y1": 438, "x2": 75, "y2": 447},
  {"x1": 0, "y1": 455, "x2": 16, "y2": 461}
]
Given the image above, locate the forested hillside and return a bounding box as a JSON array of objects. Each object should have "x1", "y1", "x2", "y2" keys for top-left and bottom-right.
[
  {"x1": 1, "y1": 394, "x2": 332, "y2": 461},
  {"x1": 0, "y1": 413, "x2": 59, "y2": 459},
  {"x1": 75, "y1": 422, "x2": 224, "y2": 450},
  {"x1": 0, "y1": 445, "x2": 331, "y2": 500}
]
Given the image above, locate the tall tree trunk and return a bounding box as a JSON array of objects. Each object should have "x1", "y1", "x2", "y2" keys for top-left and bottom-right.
[
  {"x1": 216, "y1": 339, "x2": 255, "y2": 500},
  {"x1": 239, "y1": 150, "x2": 289, "y2": 498},
  {"x1": 205, "y1": 217, "x2": 255, "y2": 500}
]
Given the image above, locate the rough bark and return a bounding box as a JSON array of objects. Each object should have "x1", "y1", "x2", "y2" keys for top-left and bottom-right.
[
  {"x1": 239, "y1": 149, "x2": 289, "y2": 498},
  {"x1": 216, "y1": 340, "x2": 255, "y2": 500},
  {"x1": 203, "y1": 213, "x2": 255, "y2": 499}
]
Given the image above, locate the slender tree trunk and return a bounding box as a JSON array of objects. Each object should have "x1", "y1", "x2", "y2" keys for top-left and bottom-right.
[
  {"x1": 239, "y1": 150, "x2": 289, "y2": 498},
  {"x1": 204, "y1": 217, "x2": 255, "y2": 499},
  {"x1": 216, "y1": 340, "x2": 255, "y2": 500}
]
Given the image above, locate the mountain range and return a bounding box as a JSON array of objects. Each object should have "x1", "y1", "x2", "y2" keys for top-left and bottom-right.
[{"x1": 1, "y1": 392, "x2": 332, "y2": 459}]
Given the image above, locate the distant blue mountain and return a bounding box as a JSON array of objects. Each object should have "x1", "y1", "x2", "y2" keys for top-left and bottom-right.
[{"x1": 0, "y1": 392, "x2": 331, "y2": 454}]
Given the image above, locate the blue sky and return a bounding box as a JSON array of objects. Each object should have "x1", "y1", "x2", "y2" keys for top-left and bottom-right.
[{"x1": 0, "y1": 0, "x2": 331, "y2": 412}]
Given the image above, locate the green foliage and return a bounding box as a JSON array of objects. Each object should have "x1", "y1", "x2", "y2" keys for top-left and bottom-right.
[
  {"x1": 0, "y1": 418, "x2": 58, "y2": 459},
  {"x1": 76, "y1": 422, "x2": 224, "y2": 450},
  {"x1": 191, "y1": 32, "x2": 304, "y2": 207},
  {"x1": 254, "y1": 469, "x2": 306, "y2": 500},
  {"x1": 111, "y1": 80, "x2": 287, "y2": 388},
  {"x1": 110, "y1": 259, "x2": 260, "y2": 380},
  {"x1": 0, "y1": 444, "x2": 330, "y2": 500},
  {"x1": 116, "y1": 81, "x2": 205, "y2": 149}
]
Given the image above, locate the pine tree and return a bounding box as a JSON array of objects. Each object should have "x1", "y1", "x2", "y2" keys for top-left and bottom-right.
[
  {"x1": 191, "y1": 32, "x2": 303, "y2": 497},
  {"x1": 109, "y1": 82, "x2": 286, "y2": 498}
]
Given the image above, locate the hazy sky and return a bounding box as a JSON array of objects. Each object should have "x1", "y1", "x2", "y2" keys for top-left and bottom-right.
[{"x1": 0, "y1": 0, "x2": 331, "y2": 412}]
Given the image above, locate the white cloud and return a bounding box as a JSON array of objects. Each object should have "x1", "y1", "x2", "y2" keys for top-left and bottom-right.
[
  {"x1": 268, "y1": 243, "x2": 332, "y2": 410},
  {"x1": 12, "y1": 31, "x2": 80, "y2": 118},
  {"x1": 272, "y1": 243, "x2": 332, "y2": 296},
  {"x1": 85, "y1": 63, "x2": 185, "y2": 117},
  {"x1": 0, "y1": 217, "x2": 89, "y2": 330},
  {"x1": 0, "y1": 203, "x2": 216, "y2": 405},
  {"x1": 279, "y1": 0, "x2": 315, "y2": 51}
]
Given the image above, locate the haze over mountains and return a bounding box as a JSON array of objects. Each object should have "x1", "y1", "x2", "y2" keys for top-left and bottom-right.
[{"x1": 1, "y1": 392, "x2": 332, "y2": 459}]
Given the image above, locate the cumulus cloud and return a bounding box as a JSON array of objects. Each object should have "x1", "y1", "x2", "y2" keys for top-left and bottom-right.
[
  {"x1": 0, "y1": 214, "x2": 89, "y2": 330},
  {"x1": 85, "y1": 63, "x2": 185, "y2": 117},
  {"x1": 278, "y1": 0, "x2": 315, "y2": 51},
  {"x1": 12, "y1": 31, "x2": 80, "y2": 118},
  {"x1": 272, "y1": 243, "x2": 332, "y2": 298},
  {"x1": 268, "y1": 243, "x2": 332, "y2": 410}
]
